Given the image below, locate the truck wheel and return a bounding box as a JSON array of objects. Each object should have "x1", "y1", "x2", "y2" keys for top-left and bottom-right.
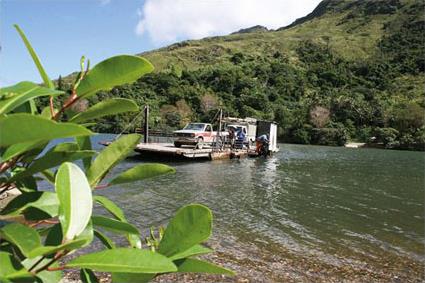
[{"x1": 174, "y1": 142, "x2": 181, "y2": 148}]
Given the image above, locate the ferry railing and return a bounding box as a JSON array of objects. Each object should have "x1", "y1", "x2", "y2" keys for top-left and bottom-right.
[{"x1": 135, "y1": 128, "x2": 175, "y2": 143}]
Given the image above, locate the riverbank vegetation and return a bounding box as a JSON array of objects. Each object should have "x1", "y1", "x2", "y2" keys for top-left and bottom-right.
[
  {"x1": 0, "y1": 26, "x2": 233, "y2": 282},
  {"x1": 54, "y1": 0, "x2": 424, "y2": 151}
]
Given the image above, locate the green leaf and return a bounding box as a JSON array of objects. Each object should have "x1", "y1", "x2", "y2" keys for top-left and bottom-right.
[
  {"x1": 31, "y1": 222, "x2": 93, "y2": 258},
  {"x1": 23, "y1": 208, "x2": 54, "y2": 221},
  {"x1": 76, "y1": 55, "x2": 153, "y2": 99},
  {"x1": 14, "y1": 25, "x2": 54, "y2": 89},
  {"x1": 44, "y1": 223, "x2": 63, "y2": 246},
  {"x1": 40, "y1": 106, "x2": 55, "y2": 118},
  {"x1": 0, "y1": 223, "x2": 41, "y2": 258},
  {"x1": 14, "y1": 174, "x2": 37, "y2": 193},
  {"x1": 76, "y1": 136, "x2": 93, "y2": 171},
  {"x1": 169, "y1": 244, "x2": 213, "y2": 261},
  {"x1": 81, "y1": 122, "x2": 97, "y2": 128},
  {"x1": 69, "y1": 98, "x2": 138, "y2": 123},
  {"x1": 112, "y1": 273, "x2": 155, "y2": 283},
  {"x1": 175, "y1": 258, "x2": 234, "y2": 275},
  {"x1": 94, "y1": 230, "x2": 116, "y2": 249},
  {"x1": 30, "y1": 238, "x2": 89, "y2": 258},
  {"x1": 0, "y1": 251, "x2": 33, "y2": 280},
  {"x1": 80, "y1": 268, "x2": 99, "y2": 283},
  {"x1": 38, "y1": 269, "x2": 62, "y2": 282},
  {"x1": 22, "y1": 257, "x2": 62, "y2": 283},
  {"x1": 30, "y1": 224, "x2": 93, "y2": 258},
  {"x1": 0, "y1": 114, "x2": 92, "y2": 147},
  {"x1": 92, "y1": 216, "x2": 139, "y2": 235},
  {"x1": 86, "y1": 134, "x2": 141, "y2": 187},
  {"x1": 41, "y1": 170, "x2": 55, "y2": 184},
  {"x1": 94, "y1": 196, "x2": 126, "y2": 220},
  {"x1": 66, "y1": 248, "x2": 177, "y2": 273},
  {"x1": 1, "y1": 141, "x2": 46, "y2": 162},
  {"x1": 73, "y1": 56, "x2": 87, "y2": 90},
  {"x1": 9, "y1": 143, "x2": 95, "y2": 182},
  {"x1": 55, "y1": 162, "x2": 93, "y2": 241},
  {"x1": 0, "y1": 81, "x2": 63, "y2": 115},
  {"x1": 0, "y1": 81, "x2": 34, "y2": 98},
  {"x1": 158, "y1": 204, "x2": 212, "y2": 257},
  {"x1": 1, "y1": 192, "x2": 59, "y2": 218},
  {"x1": 128, "y1": 234, "x2": 142, "y2": 249},
  {"x1": 93, "y1": 196, "x2": 141, "y2": 248},
  {"x1": 21, "y1": 144, "x2": 50, "y2": 165},
  {"x1": 12, "y1": 99, "x2": 37, "y2": 114},
  {"x1": 109, "y1": 163, "x2": 175, "y2": 186}
]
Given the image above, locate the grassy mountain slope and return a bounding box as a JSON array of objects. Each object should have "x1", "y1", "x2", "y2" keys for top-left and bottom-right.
[
  {"x1": 56, "y1": 0, "x2": 424, "y2": 150},
  {"x1": 141, "y1": 0, "x2": 416, "y2": 69}
]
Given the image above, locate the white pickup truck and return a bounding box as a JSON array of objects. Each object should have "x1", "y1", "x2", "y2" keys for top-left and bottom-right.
[{"x1": 173, "y1": 123, "x2": 216, "y2": 148}]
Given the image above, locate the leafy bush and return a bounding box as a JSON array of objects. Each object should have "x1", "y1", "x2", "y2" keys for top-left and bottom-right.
[
  {"x1": 311, "y1": 123, "x2": 348, "y2": 146},
  {"x1": 357, "y1": 127, "x2": 373, "y2": 143},
  {"x1": 292, "y1": 125, "x2": 312, "y2": 144},
  {"x1": 373, "y1": 127, "x2": 400, "y2": 148},
  {"x1": 393, "y1": 127, "x2": 424, "y2": 151},
  {"x1": 0, "y1": 25, "x2": 233, "y2": 282},
  {"x1": 389, "y1": 102, "x2": 424, "y2": 132}
]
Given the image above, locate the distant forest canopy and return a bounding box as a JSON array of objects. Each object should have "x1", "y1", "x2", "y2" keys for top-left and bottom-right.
[{"x1": 49, "y1": 0, "x2": 424, "y2": 150}]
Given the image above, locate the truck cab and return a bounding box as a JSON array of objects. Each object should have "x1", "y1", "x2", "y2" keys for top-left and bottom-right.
[{"x1": 173, "y1": 123, "x2": 215, "y2": 148}]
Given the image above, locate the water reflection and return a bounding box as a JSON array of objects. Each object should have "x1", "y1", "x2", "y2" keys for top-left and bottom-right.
[{"x1": 90, "y1": 136, "x2": 424, "y2": 278}]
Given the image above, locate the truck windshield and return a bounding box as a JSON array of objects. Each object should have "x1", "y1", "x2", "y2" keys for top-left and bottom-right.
[{"x1": 183, "y1": 123, "x2": 205, "y2": 131}]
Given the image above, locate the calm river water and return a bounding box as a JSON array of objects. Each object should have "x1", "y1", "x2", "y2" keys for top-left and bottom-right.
[{"x1": 91, "y1": 135, "x2": 424, "y2": 281}]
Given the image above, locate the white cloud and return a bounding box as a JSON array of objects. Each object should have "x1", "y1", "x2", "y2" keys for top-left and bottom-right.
[{"x1": 135, "y1": 0, "x2": 322, "y2": 45}]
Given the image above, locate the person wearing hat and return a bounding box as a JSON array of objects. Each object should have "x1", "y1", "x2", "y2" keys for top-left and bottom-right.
[
  {"x1": 256, "y1": 134, "x2": 269, "y2": 155},
  {"x1": 228, "y1": 126, "x2": 236, "y2": 148}
]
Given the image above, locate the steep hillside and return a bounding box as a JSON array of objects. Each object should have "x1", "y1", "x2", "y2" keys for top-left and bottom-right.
[
  {"x1": 56, "y1": 0, "x2": 424, "y2": 150},
  {"x1": 141, "y1": 0, "x2": 418, "y2": 70}
]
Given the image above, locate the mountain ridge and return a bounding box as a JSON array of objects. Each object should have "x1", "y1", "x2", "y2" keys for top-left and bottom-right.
[
  {"x1": 57, "y1": 0, "x2": 424, "y2": 150},
  {"x1": 139, "y1": 0, "x2": 416, "y2": 70},
  {"x1": 231, "y1": 25, "x2": 269, "y2": 35}
]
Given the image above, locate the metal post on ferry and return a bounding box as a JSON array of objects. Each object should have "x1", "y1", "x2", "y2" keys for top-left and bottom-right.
[
  {"x1": 214, "y1": 108, "x2": 222, "y2": 152},
  {"x1": 143, "y1": 105, "x2": 149, "y2": 143}
]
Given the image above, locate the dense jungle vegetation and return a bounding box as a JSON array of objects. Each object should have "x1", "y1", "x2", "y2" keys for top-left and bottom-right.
[{"x1": 52, "y1": 0, "x2": 424, "y2": 150}]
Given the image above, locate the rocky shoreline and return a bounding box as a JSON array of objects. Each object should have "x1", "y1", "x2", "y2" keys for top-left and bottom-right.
[{"x1": 60, "y1": 244, "x2": 424, "y2": 283}]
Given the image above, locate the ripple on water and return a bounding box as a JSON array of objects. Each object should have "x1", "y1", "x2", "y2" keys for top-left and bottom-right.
[{"x1": 89, "y1": 136, "x2": 424, "y2": 280}]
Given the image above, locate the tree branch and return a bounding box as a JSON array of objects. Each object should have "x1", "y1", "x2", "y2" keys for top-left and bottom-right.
[
  {"x1": 52, "y1": 91, "x2": 79, "y2": 121},
  {"x1": 49, "y1": 96, "x2": 55, "y2": 118},
  {"x1": 0, "y1": 156, "x2": 20, "y2": 174},
  {"x1": 46, "y1": 266, "x2": 66, "y2": 272},
  {"x1": 94, "y1": 184, "x2": 109, "y2": 190},
  {"x1": 28, "y1": 218, "x2": 59, "y2": 228},
  {"x1": 34, "y1": 250, "x2": 68, "y2": 274}
]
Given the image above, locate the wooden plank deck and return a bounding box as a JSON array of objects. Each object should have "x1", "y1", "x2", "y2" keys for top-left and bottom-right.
[
  {"x1": 134, "y1": 143, "x2": 254, "y2": 160},
  {"x1": 135, "y1": 143, "x2": 214, "y2": 158}
]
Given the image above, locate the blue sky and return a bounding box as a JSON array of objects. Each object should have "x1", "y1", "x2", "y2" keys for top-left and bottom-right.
[
  {"x1": 0, "y1": 0, "x2": 320, "y2": 86},
  {"x1": 1, "y1": 0, "x2": 154, "y2": 86}
]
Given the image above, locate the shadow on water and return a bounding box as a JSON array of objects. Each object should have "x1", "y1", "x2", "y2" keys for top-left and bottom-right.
[{"x1": 127, "y1": 153, "x2": 211, "y2": 163}]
